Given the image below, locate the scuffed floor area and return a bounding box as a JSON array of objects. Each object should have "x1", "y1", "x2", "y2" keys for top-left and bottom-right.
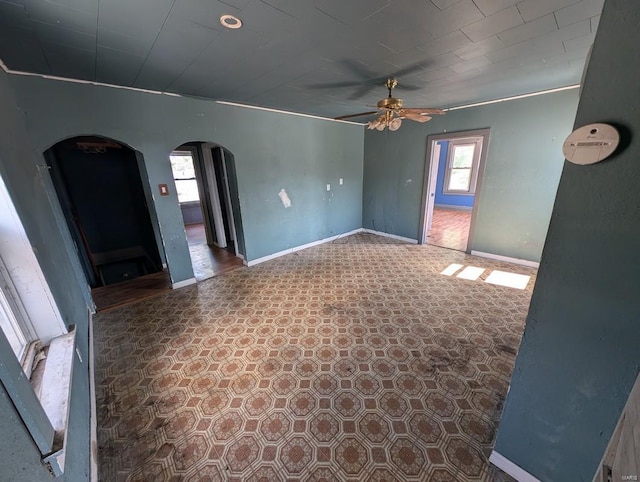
[{"x1": 94, "y1": 233, "x2": 532, "y2": 481}]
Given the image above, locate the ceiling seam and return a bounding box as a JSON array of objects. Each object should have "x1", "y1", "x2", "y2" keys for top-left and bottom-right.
[
  {"x1": 131, "y1": 0, "x2": 178, "y2": 86},
  {"x1": 94, "y1": 0, "x2": 101, "y2": 81},
  {"x1": 20, "y1": 3, "x2": 53, "y2": 75}
]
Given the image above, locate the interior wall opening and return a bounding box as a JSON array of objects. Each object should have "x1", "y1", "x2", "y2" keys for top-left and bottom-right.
[
  {"x1": 44, "y1": 136, "x2": 170, "y2": 310},
  {"x1": 420, "y1": 129, "x2": 490, "y2": 252},
  {"x1": 170, "y1": 142, "x2": 245, "y2": 281}
]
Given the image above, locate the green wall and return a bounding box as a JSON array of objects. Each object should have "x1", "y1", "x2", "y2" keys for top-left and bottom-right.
[
  {"x1": 0, "y1": 68, "x2": 91, "y2": 482},
  {"x1": 363, "y1": 88, "x2": 579, "y2": 261},
  {"x1": 494, "y1": 1, "x2": 640, "y2": 480},
  {"x1": 0, "y1": 70, "x2": 363, "y2": 480},
  {"x1": 8, "y1": 75, "x2": 364, "y2": 281}
]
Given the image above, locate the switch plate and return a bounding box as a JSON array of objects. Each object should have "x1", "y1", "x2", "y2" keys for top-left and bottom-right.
[
  {"x1": 326, "y1": 184, "x2": 331, "y2": 191},
  {"x1": 159, "y1": 184, "x2": 169, "y2": 196},
  {"x1": 339, "y1": 178, "x2": 343, "y2": 185}
]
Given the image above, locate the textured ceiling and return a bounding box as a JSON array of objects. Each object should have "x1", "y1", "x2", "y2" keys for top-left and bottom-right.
[{"x1": 0, "y1": 0, "x2": 603, "y2": 119}]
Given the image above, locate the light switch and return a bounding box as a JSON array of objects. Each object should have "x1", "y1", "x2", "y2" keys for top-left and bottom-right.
[
  {"x1": 326, "y1": 184, "x2": 331, "y2": 191},
  {"x1": 159, "y1": 184, "x2": 169, "y2": 196},
  {"x1": 339, "y1": 178, "x2": 343, "y2": 185}
]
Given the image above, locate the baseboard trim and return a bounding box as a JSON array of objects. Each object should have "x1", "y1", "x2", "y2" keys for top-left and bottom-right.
[
  {"x1": 471, "y1": 250, "x2": 539, "y2": 268},
  {"x1": 172, "y1": 278, "x2": 197, "y2": 289},
  {"x1": 489, "y1": 451, "x2": 541, "y2": 482},
  {"x1": 246, "y1": 229, "x2": 364, "y2": 267},
  {"x1": 362, "y1": 229, "x2": 418, "y2": 244},
  {"x1": 88, "y1": 309, "x2": 98, "y2": 482},
  {"x1": 434, "y1": 204, "x2": 473, "y2": 211}
]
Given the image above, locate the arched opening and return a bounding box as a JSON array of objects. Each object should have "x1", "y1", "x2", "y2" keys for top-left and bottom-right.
[
  {"x1": 44, "y1": 136, "x2": 168, "y2": 301},
  {"x1": 169, "y1": 142, "x2": 245, "y2": 280}
]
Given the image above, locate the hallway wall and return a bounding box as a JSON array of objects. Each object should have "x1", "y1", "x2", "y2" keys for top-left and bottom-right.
[{"x1": 494, "y1": 1, "x2": 640, "y2": 480}]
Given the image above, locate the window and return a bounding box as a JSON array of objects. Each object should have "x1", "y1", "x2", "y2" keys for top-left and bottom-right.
[
  {"x1": 0, "y1": 263, "x2": 31, "y2": 364},
  {"x1": 0, "y1": 173, "x2": 73, "y2": 476},
  {"x1": 170, "y1": 151, "x2": 200, "y2": 203},
  {"x1": 443, "y1": 138, "x2": 483, "y2": 195}
]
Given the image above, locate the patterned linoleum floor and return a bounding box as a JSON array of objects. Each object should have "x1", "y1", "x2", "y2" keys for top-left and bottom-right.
[{"x1": 95, "y1": 233, "x2": 533, "y2": 481}]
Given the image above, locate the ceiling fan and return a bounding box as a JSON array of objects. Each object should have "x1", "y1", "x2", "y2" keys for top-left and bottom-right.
[{"x1": 335, "y1": 78, "x2": 445, "y2": 131}]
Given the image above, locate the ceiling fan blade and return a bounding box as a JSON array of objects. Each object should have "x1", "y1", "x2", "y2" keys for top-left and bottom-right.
[
  {"x1": 401, "y1": 111, "x2": 432, "y2": 123},
  {"x1": 349, "y1": 83, "x2": 378, "y2": 100},
  {"x1": 334, "y1": 110, "x2": 379, "y2": 120},
  {"x1": 398, "y1": 107, "x2": 445, "y2": 115}
]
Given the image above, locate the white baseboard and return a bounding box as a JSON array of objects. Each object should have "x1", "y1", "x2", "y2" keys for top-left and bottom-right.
[
  {"x1": 88, "y1": 309, "x2": 98, "y2": 482},
  {"x1": 362, "y1": 228, "x2": 418, "y2": 244},
  {"x1": 172, "y1": 277, "x2": 197, "y2": 289},
  {"x1": 489, "y1": 451, "x2": 541, "y2": 482},
  {"x1": 434, "y1": 204, "x2": 473, "y2": 211},
  {"x1": 246, "y1": 229, "x2": 364, "y2": 267},
  {"x1": 471, "y1": 250, "x2": 540, "y2": 268}
]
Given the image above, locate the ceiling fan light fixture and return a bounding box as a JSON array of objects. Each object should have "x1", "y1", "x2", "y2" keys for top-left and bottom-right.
[
  {"x1": 389, "y1": 117, "x2": 402, "y2": 131},
  {"x1": 220, "y1": 14, "x2": 242, "y2": 29}
]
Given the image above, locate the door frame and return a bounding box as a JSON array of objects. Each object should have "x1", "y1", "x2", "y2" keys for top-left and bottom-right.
[{"x1": 418, "y1": 128, "x2": 491, "y2": 252}]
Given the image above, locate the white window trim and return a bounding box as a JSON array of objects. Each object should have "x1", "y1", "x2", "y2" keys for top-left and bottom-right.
[
  {"x1": 442, "y1": 138, "x2": 483, "y2": 196},
  {"x1": 0, "y1": 174, "x2": 74, "y2": 476},
  {"x1": 170, "y1": 150, "x2": 200, "y2": 204}
]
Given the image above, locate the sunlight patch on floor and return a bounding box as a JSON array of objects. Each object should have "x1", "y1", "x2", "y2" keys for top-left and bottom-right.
[
  {"x1": 457, "y1": 266, "x2": 485, "y2": 281},
  {"x1": 440, "y1": 263, "x2": 464, "y2": 276},
  {"x1": 485, "y1": 270, "x2": 531, "y2": 290}
]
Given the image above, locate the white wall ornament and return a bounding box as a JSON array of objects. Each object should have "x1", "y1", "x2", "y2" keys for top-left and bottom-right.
[{"x1": 562, "y1": 123, "x2": 620, "y2": 165}]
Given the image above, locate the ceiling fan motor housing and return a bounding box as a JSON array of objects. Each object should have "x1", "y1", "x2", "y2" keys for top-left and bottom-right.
[{"x1": 377, "y1": 97, "x2": 403, "y2": 110}]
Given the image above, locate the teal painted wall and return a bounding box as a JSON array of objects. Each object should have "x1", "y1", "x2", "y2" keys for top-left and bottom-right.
[
  {"x1": 0, "y1": 70, "x2": 363, "y2": 479},
  {"x1": 0, "y1": 69, "x2": 90, "y2": 481},
  {"x1": 8, "y1": 75, "x2": 364, "y2": 280},
  {"x1": 363, "y1": 89, "x2": 579, "y2": 261},
  {"x1": 494, "y1": 1, "x2": 640, "y2": 480}
]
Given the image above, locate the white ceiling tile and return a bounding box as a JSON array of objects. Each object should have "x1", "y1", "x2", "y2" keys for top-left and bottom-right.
[
  {"x1": 498, "y1": 13, "x2": 558, "y2": 46},
  {"x1": 462, "y1": 6, "x2": 523, "y2": 42},
  {"x1": 517, "y1": 0, "x2": 581, "y2": 22}
]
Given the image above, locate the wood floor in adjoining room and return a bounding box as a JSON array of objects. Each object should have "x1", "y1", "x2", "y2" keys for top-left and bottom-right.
[
  {"x1": 94, "y1": 233, "x2": 532, "y2": 481},
  {"x1": 186, "y1": 223, "x2": 244, "y2": 281},
  {"x1": 428, "y1": 207, "x2": 472, "y2": 252},
  {"x1": 92, "y1": 270, "x2": 172, "y2": 312}
]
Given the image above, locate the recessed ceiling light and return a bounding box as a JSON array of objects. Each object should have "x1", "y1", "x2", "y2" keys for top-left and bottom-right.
[{"x1": 220, "y1": 14, "x2": 242, "y2": 29}]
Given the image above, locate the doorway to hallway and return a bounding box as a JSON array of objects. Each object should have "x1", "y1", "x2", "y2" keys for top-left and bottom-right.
[
  {"x1": 170, "y1": 143, "x2": 244, "y2": 281},
  {"x1": 420, "y1": 129, "x2": 490, "y2": 252}
]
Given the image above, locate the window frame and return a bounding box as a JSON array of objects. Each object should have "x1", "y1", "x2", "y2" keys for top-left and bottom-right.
[
  {"x1": 170, "y1": 150, "x2": 201, "y2": 204},
  {"x1": 0, "y1": 173, "x2": 72, "y2": 475},
  {"x1": 442, "y1": 138, "x2": 483, "y2": 196}
]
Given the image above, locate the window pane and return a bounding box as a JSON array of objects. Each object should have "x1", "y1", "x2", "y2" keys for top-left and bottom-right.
[
  {"x1": 175, "y1": 179, "x2": 200, "y2": 203},
  {"x1": 170, "y1": 154, "x2": 196, "y2": 179},
  {"x1": 448, "y1": 168, "x2": 471, "y2": 191},
  {"x1": 452, "y1": 145, "x2": 475, "y2": 168},
  {"x1": 0, "y1": 289, "x2": 27, "y2": 360}
]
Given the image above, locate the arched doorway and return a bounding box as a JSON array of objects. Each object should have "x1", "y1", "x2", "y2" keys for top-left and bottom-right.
[
  {"x1": 44, "y1": 136, "x2": 166, "y2": 295},
  {"x1": 169, "y1": 142, "x2": 245, "y2": 281}
]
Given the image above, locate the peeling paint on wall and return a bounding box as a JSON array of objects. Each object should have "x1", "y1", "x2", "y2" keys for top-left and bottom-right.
[{"x1": 278, "y1": 189, "x2": 291, "y2": 208}]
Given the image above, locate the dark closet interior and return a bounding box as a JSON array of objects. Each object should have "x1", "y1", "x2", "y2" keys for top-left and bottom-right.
[{"x1": 46, "y1": 136, "x2": 162, "y2": 288}]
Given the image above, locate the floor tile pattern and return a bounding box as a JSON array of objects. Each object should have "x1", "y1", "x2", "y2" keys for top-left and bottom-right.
[
  {"x1": 428, "y1": 207, "x2": 472, "y2": 252},
  {"x1": 95, "y1": 233, "x2": 532, "y2": 481}
]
